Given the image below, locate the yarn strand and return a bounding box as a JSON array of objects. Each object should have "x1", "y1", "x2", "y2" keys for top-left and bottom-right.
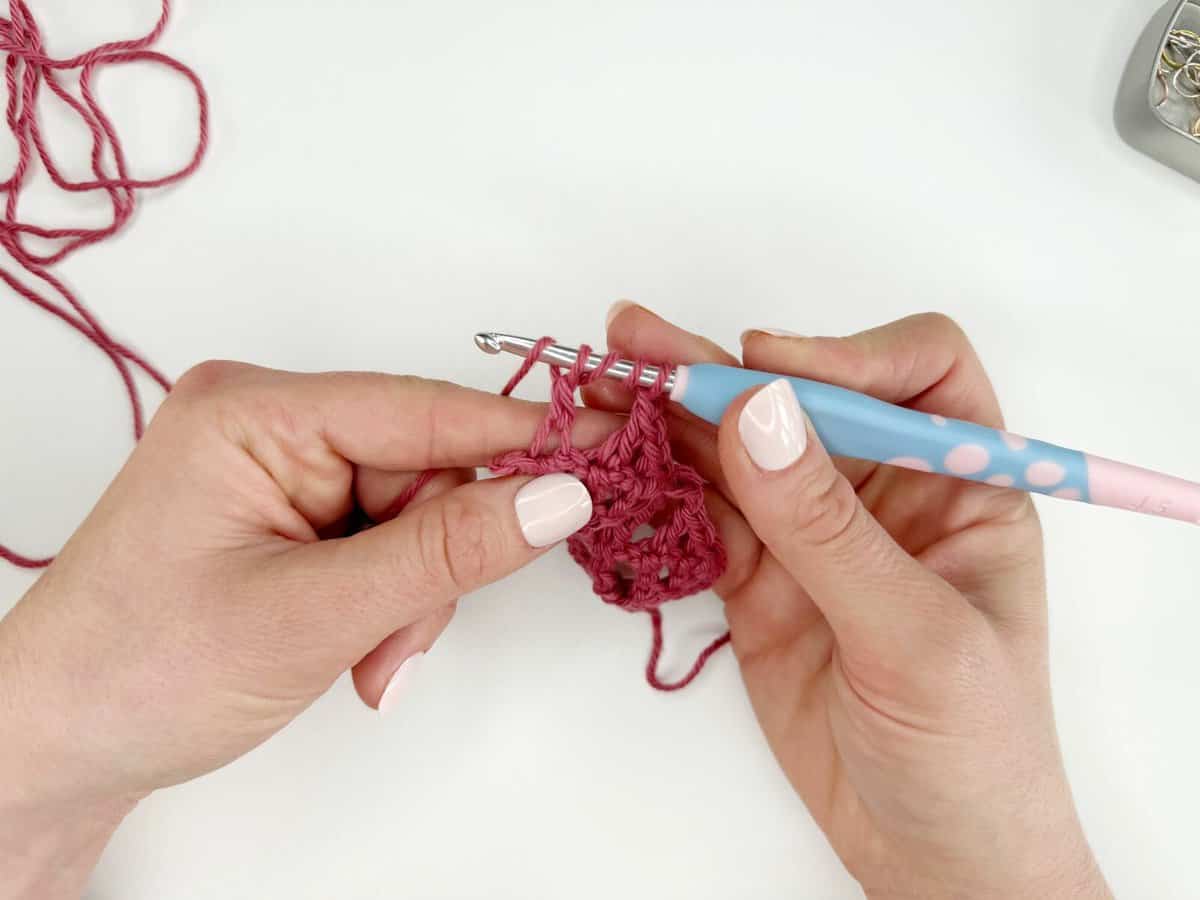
[
  {"x1": 489, "y1": 337, "x2": 731, "y2": 691},
  {"x1": 0, "y1": 0, "x2": 208, "y2": 569},
  {"x1": 383, "y1": 338, "x2": 733, "y2": 689},
  {"x1": 645, "y1": 608, "x2": 732, "y2": 692}
]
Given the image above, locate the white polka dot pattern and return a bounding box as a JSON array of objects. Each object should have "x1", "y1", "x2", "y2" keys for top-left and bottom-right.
[
  {"x1": 945, "y1": 444, "x2": 989, "y2": 475},
  {"x1": 1001, "y1": 432, "x2": 1028, "y2": 451},
  {"x1": 682, "y1": 369, "x2": 1090, "y2": 510},
  {"x1": 1026, "y1": 461, "x2": 1066, "y2": 488}
]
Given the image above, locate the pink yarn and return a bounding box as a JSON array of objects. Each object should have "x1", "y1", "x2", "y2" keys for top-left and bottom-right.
[
  {"x1": 0, "y1": 0, "x2": 208, "y2": 569},
  {"x1": 0, "y1": 7, "x2": 729, "y2": 691},
  {"x1": 490, "y1": 337, "x2": 730, "y2": 691},
  {"x1": 386, "y1": 339, "x2": 731, "y2": 688}
]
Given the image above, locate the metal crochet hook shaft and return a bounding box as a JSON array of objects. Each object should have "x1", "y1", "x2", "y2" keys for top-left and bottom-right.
[
  {"x1": 473, "y1": 332, "x2": 677, "y2": 391},
  {"x1": 475, "y1": 331, "x2": 1200, "y2": 527}
]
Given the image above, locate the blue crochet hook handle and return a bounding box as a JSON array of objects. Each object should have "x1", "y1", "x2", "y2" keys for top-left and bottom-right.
[
  {"x1": 676, "y1": 362, "x2": 1086, "y2": 491},
  {"x1": 675, "y1": 363, "x2": 1200, "y2": 524},
  {"x1": 475, "y1": 333, "x2": 1200, "y2": 526}
]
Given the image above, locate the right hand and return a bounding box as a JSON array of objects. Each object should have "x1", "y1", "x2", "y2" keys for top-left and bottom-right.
[{"x1": 595, "y1": 305, "x2": 1112, "y2": 899}]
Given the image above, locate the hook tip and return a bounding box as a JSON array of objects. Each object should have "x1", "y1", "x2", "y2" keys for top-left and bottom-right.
[{"x1": 474, "y1": 332, "x2": 502, "y2": 355}]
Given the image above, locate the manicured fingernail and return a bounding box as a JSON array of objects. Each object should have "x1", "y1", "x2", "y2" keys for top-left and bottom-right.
[
  {"x1": 740, "y1": 328, "x2": 802, "y2": 344},
  {"x1": 514, "y1": 473, "x2": 593, "y2": 547},
  {"x1": 739, "y1": 378, "x2": 807, "y2": 471},
  {"x1": 378, "y1": 651, "x2": 424, "y2": 716},
  {"x1": 606, "y1": 300, "x2": 638, "y2": 330}
]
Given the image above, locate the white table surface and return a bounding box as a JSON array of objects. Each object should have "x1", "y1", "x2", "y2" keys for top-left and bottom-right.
[{"x1": 2, "y1": 1, "x2": 1198, "y2": 897}]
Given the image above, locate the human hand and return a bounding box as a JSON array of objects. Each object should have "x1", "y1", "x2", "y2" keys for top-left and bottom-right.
[
  {"x1": 0, "y1": 363, "x2": 607, "y2": 899},
  {"x1": 593, "y1": 304, "x2": 1112, "y2": 900}
]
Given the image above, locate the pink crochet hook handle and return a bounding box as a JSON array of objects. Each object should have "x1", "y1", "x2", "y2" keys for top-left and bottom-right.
[{"x1": 476, "y1": 333, "x2": 1200, "y2": 527}]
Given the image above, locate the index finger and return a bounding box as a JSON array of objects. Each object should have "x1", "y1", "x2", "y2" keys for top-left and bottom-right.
[
  {"x1": 319, "y1": 373, "x2": 623, "y2": 469},
  {"x1": 582, "y1": 302, "x2": 741, "y2": 496},
  {"x1": 174, "y1": 362, "x2": 623, "y2": 470},
  {"x1": 740, "y1": 313, "x2": 1005, "y2": 429}
]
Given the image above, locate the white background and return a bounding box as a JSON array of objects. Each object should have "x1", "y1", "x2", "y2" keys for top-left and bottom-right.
[{"x1": 2, "y1": 1, "x2": 1198, "y2": 897}]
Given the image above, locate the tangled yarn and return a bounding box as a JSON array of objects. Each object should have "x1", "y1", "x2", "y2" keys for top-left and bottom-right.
[
  {"x1": 0, "y1": 7, "x2": 728, "y2": 691},
  {"x1": 491, "y1": 338, "x2": 730, "y2": 691},
  {"x1": 0, "y1": 0, "x2": 208, "y2": 568}
]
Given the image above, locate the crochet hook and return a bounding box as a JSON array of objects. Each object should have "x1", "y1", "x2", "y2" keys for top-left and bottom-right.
[{"x1": 474, "y1": 332, "x2": 1200, "y2": 526}]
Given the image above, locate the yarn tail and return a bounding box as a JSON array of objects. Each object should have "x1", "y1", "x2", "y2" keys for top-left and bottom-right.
[
  {"x1": 0, "y1": 545, "x2": 52, "y2": 569},
  {"x1": 645, "y1": 609, "x2": 731, "y2": 691}
]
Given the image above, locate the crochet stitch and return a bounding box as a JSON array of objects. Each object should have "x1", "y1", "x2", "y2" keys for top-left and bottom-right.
[
  {"x1": 491, "y1": 337, "x2": 731, "y2": 690},
  {"x1": 388, "y1": 338, "x2": 732, "y2": 689}
]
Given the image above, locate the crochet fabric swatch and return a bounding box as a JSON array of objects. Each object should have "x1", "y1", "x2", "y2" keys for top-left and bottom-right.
[
  {"x1": 371, "y1": 338, "x2": 733, "y2": 689},
  {"x1": 492, "y1": 337, "x2": 731, "y2": 690},
  {"x1": 0, "y1": 0, "x2": 208, "y2": 568}
]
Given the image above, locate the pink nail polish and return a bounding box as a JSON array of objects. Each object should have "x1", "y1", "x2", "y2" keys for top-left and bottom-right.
[
  {"x1": 738, "y1": 379, "x2": 808, "y2": 471},
  {"x1": 514, "y1": 473, "x2": 593, "y2": 547}
]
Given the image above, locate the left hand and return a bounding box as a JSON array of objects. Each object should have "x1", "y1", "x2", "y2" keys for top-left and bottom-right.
[{"x1": 0, "y1": 362, "x2": 615, "y2": 899}]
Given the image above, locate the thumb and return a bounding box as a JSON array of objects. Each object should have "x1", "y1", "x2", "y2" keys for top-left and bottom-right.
[
  {"x1": 276, "y1": 472, "x2": 593, "y2": 657},
  {"x1": 717, "y1": 379, "x2": 977, "y2": 669}
]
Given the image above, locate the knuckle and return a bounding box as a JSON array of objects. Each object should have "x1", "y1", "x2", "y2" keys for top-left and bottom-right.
[
  {"x1": 719, "y1": 542, "x2": 762, "y2": 598},
  {"x1": 914, "y1": 311, "x2": 966, "y2": 341},
  {"x1": 174, "y1": 359, "x2": 247, "y2": 398},
  {"x1": 388, "y1": 373, "x2": 431, "y2": 397},
  {"x1": 168, "y1": 361, "x2": 264, "y2": 432},
  {"x1": 416, "y1": 497, "x2": 497, "y2": 594},
  {"x1": 386, "y1": 374, "x2": 451, "y2": 468},
  {"x1": 785, "y1": 464, "x2": 860, "y2": 550},
  {"x1": 169, "y1": 363, "x2": 302, "y2": 453},
  {"x1": 237, "y1": 391, "x2": 313, "y2": 456}
]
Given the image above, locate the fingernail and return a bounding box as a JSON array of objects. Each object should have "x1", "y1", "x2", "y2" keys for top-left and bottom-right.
[
  {"x1": 606, "y1": 300, "x2": 638, "y2": 330},
  {"x1": 514, "y1": 473, "x2": 593, "y2": 548},
  {"x1": 378, "y1": 651, "x2": 424, "y2": 716},
  {"x1": 739, "y1": 378, "x2": 808, "y2": 471},
  {"x1": 740, "y1": 328, "x2": 802, "y2": 344}
]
